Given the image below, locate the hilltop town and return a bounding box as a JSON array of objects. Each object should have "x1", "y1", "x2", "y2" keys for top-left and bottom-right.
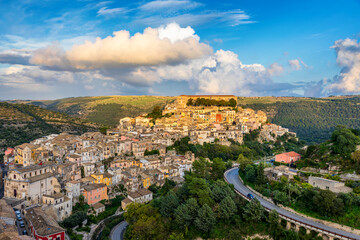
[{"x1": 0, "y1": 95, "x2": 295, "y2": 240}]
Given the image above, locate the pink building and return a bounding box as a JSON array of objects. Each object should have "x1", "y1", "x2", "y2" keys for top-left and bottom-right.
[
  {"x1": 83, "y1": 183, "x2": 108, "y2": 205},
  {"x1": 275, "y1": 151, "x2": 301, "y2": 164}
]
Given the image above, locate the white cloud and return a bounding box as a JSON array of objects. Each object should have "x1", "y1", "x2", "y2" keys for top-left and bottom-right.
[
  {"x1": 133, "y1": 10, "x2": 254, "y2": 27},
  {"x1": 111, "y1": 50, "x2": 292, "y2": 96},
  {"x1": 288, "y1": 59, "x2": 301, "y2": 70},
  {"x1": 30, "y1": 23, "x2": 212, "y2": 70},
  {"x1": 158, "y1": 23, "x2": 199, "y2": 43},
  {"x1": 288, "y1": 58, "x2": 310, "y2": 71},
  {"x1": 328, "y1": 38, "x2": 360, "y2": 93},
  {"x1": 97, "y1": 7, "x2": 127, "y2": 16},
  {"x1": 267, "y1": 62, "x2": 284, "y2": 76},
  {"x1": 139, "y1": 0, "x2": 202, "y2": 12}
]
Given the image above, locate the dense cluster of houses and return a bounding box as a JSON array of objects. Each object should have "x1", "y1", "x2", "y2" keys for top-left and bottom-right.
[{"x1": 0, "y1": 95, "x2": 288, "y2": 239}]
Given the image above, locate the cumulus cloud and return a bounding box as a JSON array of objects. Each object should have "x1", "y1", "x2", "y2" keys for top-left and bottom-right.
[
  {"x1": 328, "y1": 38, "x2": 360, "y2": 94},
  {"x1": 267, "y1": 62, "x2": 284, "y2": 76},
  {"x1": 109, "y1": 50, "x2": 295, "y2": 96},
  {"x1": 30, "y1": 23, "x2": 211, "y2": 70}
]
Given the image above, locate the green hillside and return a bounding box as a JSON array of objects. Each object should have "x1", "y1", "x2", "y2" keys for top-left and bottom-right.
[
  {"x1": 14, "y1": 96, "x2": 175, "y2": 126},
  {"x1": 0, "y1": 102, "x2": 99, "y2": 159},
  {"x1": 10, "y1": 95, "x2": 360, "y2": 144},
  {"x1": 239, "y1": 96, "x2": 360, "y2": 143}
]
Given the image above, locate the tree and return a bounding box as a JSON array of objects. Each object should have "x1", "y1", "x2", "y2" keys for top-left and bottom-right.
[
  {"x1": 113, "y1": 184, "x2": 127, "y2": 196},
  {"x1": 331, "y1": 126, "x2": 360, "y2": 157},
  {"x1": 188, "y1": 178, "x2": 214, "y2": 206},
  {"x1": 219, "y1": 196, "x2": 237, "y2": 221},
  {"x1": 194, "y1": 204, "x2": 216, "y2": 233},
  {"x1": 210, "y1": 180, "x2": 235, "y2": 203},
  {"x1": 256, "y1": 162, "x2": 266, "y2": 185},
  {"x1": 313, "y1": 190, "x2": 345, "y2": 217},
  {"x1": 244, "y1": 164, "x2": 256, "y2": 183},
  {"x1": 242, "y1": 199, "x2": 265, "y2": 222},
  {"x1": 168, "y1": 233, "x2": 185, "y2": 240},
  {"x1": 174, "y1": 198, "x2": 199, "y2": 229},
  {"x1": 229, "y1": 98, "x2": 237, "y2": 107},
  {"x1": 268, "y1": 209, "x2": 280, "y2": 232},
  {"x1": 159, "y1": 191, "x2": 179, "y2": 218},
  {"x1": 192, "y1": 157, "x2": 211, "y2": 179},
  {"x1": 79, "y1": 194, "x2": 85, "y2": 206},
  {"x1": 61, "y1": 211, "x2": 87, "y2": 228},
  {"x1": 124, "y1": 203, "x2": 167, "y2": 240},
  {"x1": 186, "y1": 98, "x2": 193, "y2": 106},
  {"x1": 237, "y1": 154, "x2": 252, "y2": 171},
  {"x1": 159, "y1": 178, "x2": 176, "y2": 196},
  {"x1": 272, "y1": 190, "x2": 288, "y2": 205},
  {"x1": 211, "y1": 157, "x2": 226, "y2": 180},
  {"x1": 80, "y1": 166, "x2": 85, "y2": 178}
]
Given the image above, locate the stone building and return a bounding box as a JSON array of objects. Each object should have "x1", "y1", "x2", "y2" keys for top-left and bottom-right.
[{"x1": 308, "y1": 176, "x2": 352, "y2": 193}]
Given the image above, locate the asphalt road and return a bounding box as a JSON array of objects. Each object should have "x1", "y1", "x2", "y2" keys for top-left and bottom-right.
[
  {"x1": 225, "y1": 167, "x2": 360, "y2": 240},
  {"x1": 110, "y1": 221, "x2": 128, "y2": 240}
]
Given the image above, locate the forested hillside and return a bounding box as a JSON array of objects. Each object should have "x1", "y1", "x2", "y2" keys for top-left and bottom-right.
[
  {"x1": 239, "y1": 96, "x2": 360, "y2": 143},
  {"x1": 11, "y1": 96, "x2": 175, "y2": 126},
  {"x1": 0, "y1": 102, "x2": 99, "y2": 160}
]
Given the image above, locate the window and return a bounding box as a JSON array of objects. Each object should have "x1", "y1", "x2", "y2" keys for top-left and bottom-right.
[
  {"x1": 13, "y1": 175, "x2": 16, "y2": 179},
  {"x1": 22, "y1": 185, "x2": 25, "y2": 189},
  {"x1": 326, "y1": 186, "x2": 329, "y2": 190}
]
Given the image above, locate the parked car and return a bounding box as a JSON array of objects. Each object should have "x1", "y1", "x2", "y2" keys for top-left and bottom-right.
[
  {"x1": 19, "y1": 221, "x2": 25, "y2": 228},
  {"x1": 22, "y1": 230, "x2": 27, "y2": 235},
  {"x1": 247, "y1": 193, "x2": 255, "y2": 200},
  {"x1": 16, "y1": 214, "x2": 22, "y2": 221}
]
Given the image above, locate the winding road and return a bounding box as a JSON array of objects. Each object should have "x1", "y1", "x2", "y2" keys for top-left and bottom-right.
[
  {"x1": 110, "y1": 221, "x2": 128, "y2": 240},
  {"x1": 224, "y1": 167, "x2": 360, "y2": 240}
]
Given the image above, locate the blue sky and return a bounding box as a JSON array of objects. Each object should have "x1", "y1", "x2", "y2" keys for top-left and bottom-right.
[{"x1": 0, "y1": 0, "x2": 359, "y2": 99}]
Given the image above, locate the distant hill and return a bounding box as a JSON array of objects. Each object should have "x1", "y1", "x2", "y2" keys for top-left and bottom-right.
[
  {"x1": 10, "y1": 96, "x2": 175, "y2": 126},
  {"x1": 8, "y1": 95, "x2": 360, "y2": 144},
  {"x1": 239, "y1": 96, "x2": 360, "y2": 143},
  {"x1": 0, "y1": 102, "x2": 99, "y2": 158}
]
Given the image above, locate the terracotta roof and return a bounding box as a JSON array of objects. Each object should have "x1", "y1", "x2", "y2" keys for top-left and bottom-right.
[
  {"x1": 84, "y1": 183, "x2": 106, "y2": 191},
  {"x1": 14, "y1": 164, "x2": 48, "y2": 173},
  {"x1": 28, "y1": 172, "x2": 53, "y2": 183},
  {"x1": 25, "y1": 207, "x2": 64, "y2": 237},
  {"x1": 122, "y1": 198, "x2": 133, "y2": 204},
  {"x1": 137, "y1": 188, "x2": 152, "y2": 196},
  {"x1": 43, "y1": 193, "x2": 64, "y2": 199},
  {"x1": 92, "y1": 202, "x2": 105, "y2": 209},
  {"x1": 128, "y1": 191, "x2": 141, "y2": 199},
  {"x1": 0, "y1": 199, "x2": 16, "y2": 219}
]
